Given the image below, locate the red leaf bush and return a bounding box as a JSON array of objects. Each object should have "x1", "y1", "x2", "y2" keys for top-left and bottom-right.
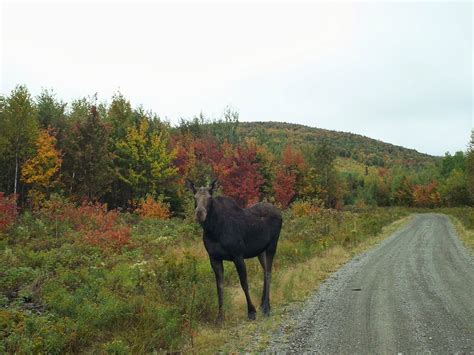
[
  {"x1": 40, "y1": 196, "x2": 131, "y2": 251},
  {"x1": 66, "y1": 203, "x2": 131, "y2": 251},
  {"x1": 0, "y1": 192, "x2": 18, "y2": 233}
]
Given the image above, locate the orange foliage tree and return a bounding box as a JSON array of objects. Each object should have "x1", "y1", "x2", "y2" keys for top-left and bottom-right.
[
  {"x1": 273, "y1": 169, "x2": 297, "y2": 208},
  {"x1": 212, "y1": 142, "x2": 263, "y2": 207},
  {"x1": 273, "y1": 145, "x2": 305, "y2": 208},
  {"x1": 412, "y1": 181, "x2": 441, "y2": 208}
]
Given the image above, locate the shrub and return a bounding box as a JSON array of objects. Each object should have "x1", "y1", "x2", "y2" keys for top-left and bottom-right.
[
  {"x1": 136, "y1": 195, "x2": 171, "y2": 219},
  {"x1": 103, "y1": 339, "x2": 130, "y2": 354},
  {"x1": 0, "y1": 192, "x2": 18, "y2": 233},
  {"x1": 290, "y1": 199, "x2": 322, "y2": 217},
  {"x1": 0, "y1": 311, "x2": 77, "y2": 354},
  {"x1": 44, "y1": 201, "x2": 132, "y2": 252},
  {"x1": 0, "y1": 266, "x2": 39, "y2": 297}
]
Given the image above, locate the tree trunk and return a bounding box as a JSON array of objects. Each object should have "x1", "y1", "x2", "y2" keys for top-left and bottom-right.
[{"x1": 14, "y1": 150, "x2": 18, "y2": 195}]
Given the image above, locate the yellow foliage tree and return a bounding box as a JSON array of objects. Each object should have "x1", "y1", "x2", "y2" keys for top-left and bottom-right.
[{"x1": 21, "y1": 129, "x2": 62, "y2": 204}]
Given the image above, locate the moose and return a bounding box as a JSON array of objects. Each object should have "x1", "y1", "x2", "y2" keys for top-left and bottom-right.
[{"x1": 186, "y1": 179, "x2": 282, "y2": 322}]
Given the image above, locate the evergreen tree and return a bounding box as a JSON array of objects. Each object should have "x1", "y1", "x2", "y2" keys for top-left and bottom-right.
[
  {"x1": 68, "y1": 98, "x2": 91, "y2": 124},
  {"x1": 106, "y1": 92, "x2": 135, "y2": 140},
  {"x1": 36, "y1": 89, "x2": 67, "y2": 129},
  {"x1": 62, "y1": 106, "x2": 112, "y2": 200}
]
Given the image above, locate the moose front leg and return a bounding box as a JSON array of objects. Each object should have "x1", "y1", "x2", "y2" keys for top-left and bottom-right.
[
  {"x1": 233, "y1": 256, "x2": 257, "y2": 320},
  {"x1": 210, "y1": 257, "x2": 224, "y2": 324}
]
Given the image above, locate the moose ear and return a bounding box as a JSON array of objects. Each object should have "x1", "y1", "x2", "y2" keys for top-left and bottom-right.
[
  {"x1": 209, "y1": 178, "x2": 219, "y2": 195},
  {"x1": 185, "y1": 179, "x2": 196, "y2": 194}
]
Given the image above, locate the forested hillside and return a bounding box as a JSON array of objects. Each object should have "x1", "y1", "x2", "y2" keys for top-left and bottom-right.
[{"x1": 238, "y1": 121, "x2": 438, "y2": 169}]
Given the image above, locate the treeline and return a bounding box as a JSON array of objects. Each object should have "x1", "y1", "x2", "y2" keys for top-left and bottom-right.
[
  {"x1": 342, "y1": 148, "x2": 473, "y2": 207},
  {"x1": 0, "y1": 85, "x2": 473, "y2": 215}
]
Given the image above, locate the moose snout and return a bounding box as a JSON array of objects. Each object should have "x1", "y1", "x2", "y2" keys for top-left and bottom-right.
[{"x1": 195, "y1": 207, "x2": 207, "y2": 223}]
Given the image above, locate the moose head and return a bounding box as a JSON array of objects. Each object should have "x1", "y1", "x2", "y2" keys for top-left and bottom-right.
[{"x1": 185, "y1": 179, "x2": 219, "y2": 223}]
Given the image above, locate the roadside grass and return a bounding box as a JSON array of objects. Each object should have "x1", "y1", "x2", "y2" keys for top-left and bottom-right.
[{"x1": 440, "y1": 208, "x2": 474, "y2": 252}]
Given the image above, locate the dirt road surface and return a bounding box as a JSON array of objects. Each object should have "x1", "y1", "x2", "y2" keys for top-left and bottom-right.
[{"x1": 267, "y1": 214, "x2": 474, "y2": 353}]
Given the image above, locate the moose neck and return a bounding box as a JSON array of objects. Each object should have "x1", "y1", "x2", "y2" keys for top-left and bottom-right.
[{"x1": 201, "y1": 197, "x2": 218, "y2": 234}]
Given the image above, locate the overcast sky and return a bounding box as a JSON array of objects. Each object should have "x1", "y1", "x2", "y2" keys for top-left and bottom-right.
[{"x1": 1, "y1": 1, "x2": 472, "y2": 156}]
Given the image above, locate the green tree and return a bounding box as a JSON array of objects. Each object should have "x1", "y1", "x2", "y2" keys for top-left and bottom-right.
[
  {"x1": 178, "y1": 107, "x2": 240, "y2": 145},
  {"x1": 62, "y1": 106, "x2": 113, "y2": 200},
  {"x1": 440, "y1": 151, "x2": 465, "y2": 177},
  {"x1": 362, "y1": 172, "x2": 391, "y2": 207},
  {"x1": 115, "y1": 118, "x2": 178, "y2": 206},
  {"x1": 106, "y1": 92, "x2": 135, "y2": 140},
  {"x1": 68, "y1": 97, "x2": 91, "y2": 124},
  {"x1": 102, "y1": 93, "x2": 136, "y2": 208},
  {"x1": 440, "y1": 169, "x2": 470, "y2": 206},
  {"x1": 36, "y1": 89, "x2": 67, "y2": 129},
  {"x1": 0, "y1": 85, "x2": 39, "y2": 195},
  {"x1": 209, "y1": 106, "x2": 240, "y2": 145},
  {"x1": 304, "y1": 141, "x2": 341, "y2": 208}
]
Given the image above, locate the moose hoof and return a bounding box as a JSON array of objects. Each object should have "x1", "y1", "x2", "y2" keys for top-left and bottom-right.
[
  {"x1": 261, "y1": 305, "x2": 271, "y2": 316},
  {"x1": 248, "y1": 311, "x2": 256, "y2": 320},
  {"x1": 215, "y1": 314, "x2": 224, "y2": 326}
]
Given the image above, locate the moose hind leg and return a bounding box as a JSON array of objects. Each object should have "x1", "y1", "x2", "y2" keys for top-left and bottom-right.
[
  {"x1": 258, "y1": 249, "x2": 275, "y2": 316},
  {"x1": 210, "y1": 258, "x2": 224, "y2": 324},
  {"x1": 258, "y1": 252, "x2": 270, "y2": 314},
  {"x1": 233, "y1": 256, "x2": 257, "y2": 320}
]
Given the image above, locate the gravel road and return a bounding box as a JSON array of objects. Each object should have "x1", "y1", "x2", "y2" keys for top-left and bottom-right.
[{"x1": 267, "y1": 214, "x2": 474, "y2": 353}]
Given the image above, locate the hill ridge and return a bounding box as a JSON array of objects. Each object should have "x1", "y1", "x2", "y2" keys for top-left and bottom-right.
[{"x1": 237, "y1": 121, "x2": 438, "y2": 168}]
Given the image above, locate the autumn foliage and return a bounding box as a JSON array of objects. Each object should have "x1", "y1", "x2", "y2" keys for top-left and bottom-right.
[
  {"x1": 273, "y1": 145, "x2": 305, "y2": 208},
  {"x1": 21, "y1": 128, "x2": 62, "y2": 207},
  {"x1": 38, "y1": 197, "x2": 131, "y2": 251},
  {"x1": 136, "y1": 195, "x2": 171, "y2": 219},
  {"x1": 21, "y1": 128, "x2": 62, "y2": 188},
  {"x1": 412, "y1": 182, "x2": 441, "y2": 208},
  {"x1": 213, "y1": 142, "x2": 263, "y2": 207},
  {"x1": 0, "y1": 192, "x2": 18, "y2": 232}
]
